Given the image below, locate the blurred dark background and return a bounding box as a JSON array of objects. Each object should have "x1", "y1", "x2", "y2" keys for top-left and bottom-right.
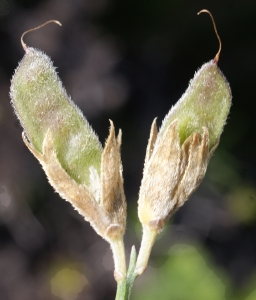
[{"x1": 1, "y1": 0, "x2": 256, "y2": 299}]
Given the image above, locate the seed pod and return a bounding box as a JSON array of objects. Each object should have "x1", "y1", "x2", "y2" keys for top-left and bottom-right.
[
  {"x1": 11, "y1": 21, "x2": 102, "y2": 186},
  {"x1": 138, "y1": 10, "x2": 232, "y2": 232},
  {"x1": 10, "y1": 21, "x2": 126, "y2": 246}
]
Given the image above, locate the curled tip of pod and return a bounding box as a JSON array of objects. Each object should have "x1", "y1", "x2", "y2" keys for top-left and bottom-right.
[
  {"x1": 21, "y1": 20, "x2": 62, "y2": 51},
  {"x1": 197, "y1": 9, "x2": 221, "y2": 63}
]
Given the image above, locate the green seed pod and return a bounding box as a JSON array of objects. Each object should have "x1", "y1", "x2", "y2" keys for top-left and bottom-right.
[
  {"x1": 135, "y1": 10, "x2": 232, "y2": 276},
  {"x1": 160, "y1": 11, "x2": 230, "y2": 150},
  {"x1": 138, "y1": 10, "x2": 232, "y2": 233},
  {"x1": 160, "y1": 60, "x2": 230, "y2": 150},
  {"x1": 11, "y1": 21, "x2": 102, "y2": 186},
  {"x1": 10, "y1": 21, "x2": 126, "y2": 251}
]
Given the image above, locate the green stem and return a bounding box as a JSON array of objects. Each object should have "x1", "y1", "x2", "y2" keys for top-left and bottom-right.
[
  {"x1": 115, "y1": 246, "x2": 137, "y2": 300},
  {"x1": 115, "y1": 279, "x2": 127, "y2": 300},
  {"x1": 114, "y1": 226, "x2": 157, "y2": 300},
  {"x1": 135, "y1": 226, "x2": 157, "y2": 275},
  {"x1": 126, "y1": 246, "x2": 137, "y2": 299}
]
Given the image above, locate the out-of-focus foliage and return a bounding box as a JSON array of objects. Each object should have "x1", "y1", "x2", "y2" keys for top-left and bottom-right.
[
  {"x1": 51, "y1": 268, "x2": 88, "y2": 300},
  {"x1": 227, "y1": 185, "x2": 256, "y2": 224},
  {"x1": 132, "y1": 244, "x2": 256, "y2": 300},
  {"x1": 132, "y1": 244, "x2": 228, "y2": 300},
  {"x1": 245, "y1": 288, "x2": 256, "y2": 300}
]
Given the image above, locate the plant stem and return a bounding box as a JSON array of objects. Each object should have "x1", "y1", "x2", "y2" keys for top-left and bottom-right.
[
  {"x1": 114, "y1": 227, "x2": 157, "y2": 300},
  {"x1": 126, "y1": 246, "x2": 137, "y2": 299},
  {"x1": 115, "y1": 246, "x2": 137, "y2": 300},
  {"x1": 135, "y1": 225, "x2": 157, "y2": 275},
  {"x1": 111, "y1": 238, "x2": 127, "y2": 281},
  {"x1": 115, "y1": 279, "x2": 127, "y2": 300}
]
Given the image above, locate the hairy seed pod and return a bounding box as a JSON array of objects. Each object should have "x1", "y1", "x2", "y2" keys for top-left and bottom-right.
[
  {"x1": 11, "y1": 35, "x2": 102, "y2": 186},
  {"x1": 10, "y1": 21, "x2": 126, "y2": 249},
  {"x1": 160, "y1": 60, "x2": 231, "y2": 150},
  {"x1": 138, "y1": 10, "x2": 232, "y2": 232}
]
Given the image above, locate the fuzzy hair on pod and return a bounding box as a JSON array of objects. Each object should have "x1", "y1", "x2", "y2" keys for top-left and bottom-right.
[
  {"x1": 160, "y1": 60, "x2": 231, "y2": 149},
  {"x1": 10, "y1": 47, "x2": 102, "y2": 186},
  {"x1": 138, "y1": 59, "x2": 232, "y2": 232},
  {"x1": 10, "y1": 45, "x2": 126, "y2": 244}
]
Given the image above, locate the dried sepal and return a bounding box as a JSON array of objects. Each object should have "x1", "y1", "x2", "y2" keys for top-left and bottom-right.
[
  {"x1": 23, "y1": 122, "x2": 127, "y2": 281},
  {"x1": 22, "y1": 125, "x2": 126, "y2": 242},
  {"x1": 144, "y1": 118, "x2": 158, "y2": 164},
  {"x1": 22, "y1": 131, "x2": 104, "y2": 238},
  {"x1": 138, "y1": 120, "x2": 180, "y2": 229},
  {"x1": 138, "y1": 116, "x2": 222, "y2": 232},
  {"x1": 175, "y1": 128, "x2": 211, "y2": 209},
  {"x1": 101, "y1": 121, "x2": 126, "y2": 240}
]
